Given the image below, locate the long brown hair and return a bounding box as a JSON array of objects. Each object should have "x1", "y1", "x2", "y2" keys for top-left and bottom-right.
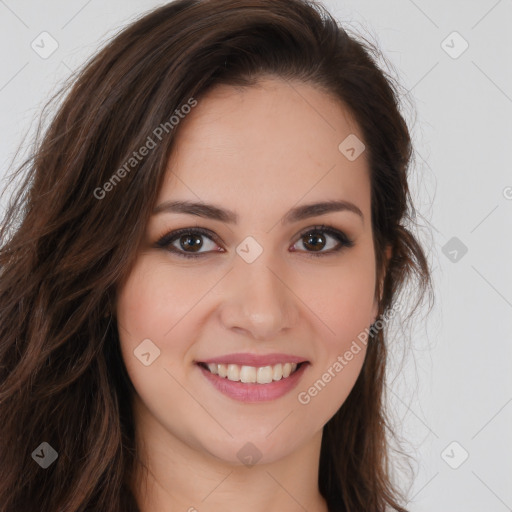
[{"x1": 0, "y1": 1, "x2": 433, "y2": 510}]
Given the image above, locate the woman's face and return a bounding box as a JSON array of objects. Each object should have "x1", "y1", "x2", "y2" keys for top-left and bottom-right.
[{"x1": 116, "y1": 77, "x2": 380, "y2": 465}]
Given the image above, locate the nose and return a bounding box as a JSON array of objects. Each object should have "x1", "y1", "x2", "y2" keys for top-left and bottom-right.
[{"x1": 218, "y1": 250, "x2": 299, "y2": 341}]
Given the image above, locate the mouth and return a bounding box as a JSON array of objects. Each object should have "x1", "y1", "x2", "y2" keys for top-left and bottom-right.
[
  {"x1": 196, "y1": 361, "x2": 308, "y2": 385},
  {"x1": 195, "y1": 360, "x2": 310, "y2": 402}
]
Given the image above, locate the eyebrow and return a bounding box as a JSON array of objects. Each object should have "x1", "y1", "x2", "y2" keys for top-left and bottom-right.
[{"x1": 153, "y1": 199, "x2": 364, "y2": 224}]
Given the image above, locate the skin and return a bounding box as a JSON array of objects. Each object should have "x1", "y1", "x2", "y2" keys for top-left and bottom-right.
[{"x1": 116, "y1": 77, "x2": 389, "y2": 512}]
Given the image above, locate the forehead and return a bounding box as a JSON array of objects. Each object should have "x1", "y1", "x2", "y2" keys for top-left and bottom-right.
[{"x1": 159, "y1": 78, "x2": 371, "y2": 221}]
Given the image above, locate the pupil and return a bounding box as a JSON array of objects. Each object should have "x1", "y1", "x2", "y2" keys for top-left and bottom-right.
[
  {"x1": 181, "y1": 235, "x2": 202, "y2": 252},
  {"x1": 304, "y1": 233, "x2": 325, "y2": 251}
]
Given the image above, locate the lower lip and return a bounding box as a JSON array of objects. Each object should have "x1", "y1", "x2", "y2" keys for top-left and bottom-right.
[{"x1": 196, "y1": 363, "x2": 309, "y2": 403}]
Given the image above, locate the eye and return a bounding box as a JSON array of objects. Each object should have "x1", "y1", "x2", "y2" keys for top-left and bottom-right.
[
  {"x1": 291, "y1": 224, "x2": 354, "y2": 257},
  {"x1": 155, "y1": 224, "x2": 354, "y2": 259},
  {"x1": 156, "y1": 227, "x2": 222, "y2": 259}
]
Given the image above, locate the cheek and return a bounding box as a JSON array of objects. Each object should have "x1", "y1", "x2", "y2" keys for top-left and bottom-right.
[
  {"x1": 291, "y1": 251, "x2": 374, "y2": 417},
  {"x1": 115, "y1": 258, "x2": 206, "y2": 424},
  {"x1": 294, "y1": 273, "x2": 371, "y2": 424},
  {"x1": 326, "y1": 275, "x2": 375, "y2": 347},
  {"x1": 296, "y1": 249, "x2": 377, "y2": 349},
  {"x1": 115, "y1": 254, "x2": 232, "y2": 397},
  {"x1": 115, "y1": 257, "x2": 192, "y2": 385},
  {"x1": 116, "y1": 256, "x2": 209, "y2": 345},
  {"x1": 296, "y1": 345, "x2": 366, "y2": 429}
]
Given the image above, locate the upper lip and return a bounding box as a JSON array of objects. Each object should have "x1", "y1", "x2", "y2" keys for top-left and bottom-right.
[{"x1": 197, "y1": 353, "x2": 309, "y2": 367}]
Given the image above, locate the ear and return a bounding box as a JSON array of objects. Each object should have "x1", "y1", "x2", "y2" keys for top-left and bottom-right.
[{"x1": 371, "y1": 244, "x2": 392, "y2": 323}]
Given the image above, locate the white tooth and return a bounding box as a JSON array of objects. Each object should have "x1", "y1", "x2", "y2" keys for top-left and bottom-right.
[
  {"x1": 207, "y1": 363, "x2": 218, "y2": 375},
  {"x1": 240, "y1": 365, "x2": 257, "y2": 383},
  {"x1": 227, "y1": 364, "x2": 240, "y2": 382},
  {"x1": 256, "y1": 366, "x2": 273, "y2": 384},
  {"x1": 272, "y1": 363, "x2": 283, "y2": 381},
  {"x1": 206, "y1": 362, "x2": 300, "y2": 382},
  {"x1": 218, "y1": 364, "x2": 228, "y2": 378}
]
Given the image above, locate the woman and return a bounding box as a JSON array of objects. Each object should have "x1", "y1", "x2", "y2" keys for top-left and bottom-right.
[{"x1": 0, "y1": 0, "x2": 432, "y2": 510}]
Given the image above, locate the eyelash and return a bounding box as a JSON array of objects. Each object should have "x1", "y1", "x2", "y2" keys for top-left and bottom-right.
[{"x1": 155, "y1": 224, "x2": 354, "y2": 259}]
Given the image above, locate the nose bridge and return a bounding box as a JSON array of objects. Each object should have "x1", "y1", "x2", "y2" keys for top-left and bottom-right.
[{"x1": 219, "y1": 243, "x2": 297, "y2": 339}]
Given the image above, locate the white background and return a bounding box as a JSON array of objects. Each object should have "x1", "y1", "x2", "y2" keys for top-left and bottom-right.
[{"x1": 1, "y1": 1, "x2": 511, "y2": 510}]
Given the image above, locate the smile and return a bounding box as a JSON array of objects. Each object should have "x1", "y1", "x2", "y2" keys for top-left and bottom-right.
[
  {"x1": 199, "y1": 361, "x2": 304, "y2": 384},
  {"x1": 196, "y1": 361, "x2": 309, "y2": 403}
]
